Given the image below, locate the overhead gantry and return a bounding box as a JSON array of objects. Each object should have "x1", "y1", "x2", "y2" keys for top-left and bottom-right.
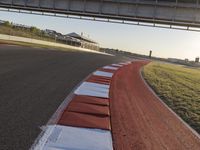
[{"x1": 0, "y1": 0, "x2": 200, "y2": 31}]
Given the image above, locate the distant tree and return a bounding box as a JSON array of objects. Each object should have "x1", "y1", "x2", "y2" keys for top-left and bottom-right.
[
  {"x1": 30, "y1": 27, "x2": 40, "y2": 34},
  {"x1": 3, "y1": 21, "x2": 12, "y2": 27},
  {"x1": 40, "y1": 30, "x2": 45, "y2": 36}
]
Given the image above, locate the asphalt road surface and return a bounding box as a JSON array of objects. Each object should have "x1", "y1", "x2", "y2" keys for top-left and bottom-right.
[{"x1": 0, "y1": 45, "x2": 128, "y2": 150}]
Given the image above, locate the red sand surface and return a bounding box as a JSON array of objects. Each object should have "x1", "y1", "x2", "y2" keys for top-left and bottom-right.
[{"x1": 110, "y1": 61, "x2": 200, "y2": 150}]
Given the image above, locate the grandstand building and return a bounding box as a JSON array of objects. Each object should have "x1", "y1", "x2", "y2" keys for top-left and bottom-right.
[
  {"x1": 44, "y1": 31, "x2": 99, "y2": 51},
  {"x1": 66, "y1": 32, "x2": 99, "y2": 51}
]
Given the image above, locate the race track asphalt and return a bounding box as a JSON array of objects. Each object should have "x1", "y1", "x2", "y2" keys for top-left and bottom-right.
[{"x1": 0, "y1": 45, "x2": 128, "y2": 150}]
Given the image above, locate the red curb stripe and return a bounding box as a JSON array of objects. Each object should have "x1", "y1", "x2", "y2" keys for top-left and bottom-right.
[
  {"x1": 67, "y1": 102, "x2": 110, "y2": 116},
  {"x1": 58, "y1": 111, "x2": 111, "y2": 130},
  {"x1": 72, "y1": 95, "x2": 109, "y2": 106},
  {"x1": 86, "y1": 78, "x2": 110, "y2": 85},
  {"x1": 57, "y1": 69, "x2": 114, "y2": 130},
  {"x1": 85, "y1": 74, "x2": 113, "y2": 85},
  {"x1": 87, "y1": 75, "x2": 112, "y2": 81},
  {"x1": 98, "y1": 68, "x2": 117, "y2": 73}
]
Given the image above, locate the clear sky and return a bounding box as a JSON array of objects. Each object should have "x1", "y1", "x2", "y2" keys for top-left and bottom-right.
[{"x1": 0, "y1": 11, "x2": 199, "y2": 60}]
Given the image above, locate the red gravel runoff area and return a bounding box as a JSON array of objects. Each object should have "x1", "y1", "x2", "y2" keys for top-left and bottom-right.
[{"x1": 110, "y1": 61, "x2": 200, "y2": 150}]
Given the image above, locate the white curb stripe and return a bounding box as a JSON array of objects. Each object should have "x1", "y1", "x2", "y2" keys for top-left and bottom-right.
[
  {"x1": 112, "y1": 64, "x2": 123, "y2": 67},
  {"x1": 76, "y1": 82, "x2": 109, "y2": 93},
  {"x1": 119, "y1": 62, "x2": 131, "y2": 65},
  {"x1": 33, "y1": 125, "x2": 113, "y2": 150},
  {"x1": 103, "y1": 66, "x2": 119, "y2": 70},
  {"x1": 74, "y1": 82, "x2": 109, "y2": 98},
  {"x1": 93, "y1": 71, "x2": 113, "y2": 78},
  {"x1": 82, "y1": 82, "x2": 110, "y2": 89},
  {"x1": 75, "y1": 88, "x2": 109, "y2": 98}
]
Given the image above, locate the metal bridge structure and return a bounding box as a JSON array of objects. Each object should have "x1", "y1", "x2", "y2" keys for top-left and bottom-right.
[{"x1": 0, "y1": 0, "x2": 200, "y2": 31}]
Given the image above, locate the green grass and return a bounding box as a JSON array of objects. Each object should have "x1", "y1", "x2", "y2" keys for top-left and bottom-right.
[{"x1": 143, "y1": 62, "x2": 200, "y2": 134}]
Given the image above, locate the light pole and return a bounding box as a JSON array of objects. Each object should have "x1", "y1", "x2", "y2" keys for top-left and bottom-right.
[{"x1": 149, "y1": 50, "x2": 152, "y2": 58}]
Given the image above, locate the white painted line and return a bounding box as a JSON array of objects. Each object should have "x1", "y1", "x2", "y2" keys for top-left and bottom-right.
[
  {"x1": 112, "y1": 64, "x2": 123, "y2": 67},
  {"x1": 103, "y1": 66, "x2": 119, "y2": 70},
  {"x1": 74, "y1": 82, "x2": 109, "y2": 98},
  {"x1": 93, "y1": 71, "x2": 113, "y2": 78},
  {"x1": 33, "y1": 125, "x2": 113, "y2": 150}
]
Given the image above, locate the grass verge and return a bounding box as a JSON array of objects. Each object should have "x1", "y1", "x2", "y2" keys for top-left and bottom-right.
[
  {"x1": 143, "y1": 62, "x2": 200, "y2": 134},
  {"x1": 0, "y1": 39, "x2": 79, "y2": 53},
  {"x1": 0, "y1": 25, "x2": 55, "y2": 42}
]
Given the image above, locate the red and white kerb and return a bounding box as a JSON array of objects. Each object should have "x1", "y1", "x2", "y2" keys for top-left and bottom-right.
[{"x1": 31, "y1": 62, "x2": 131, "y2": 150}]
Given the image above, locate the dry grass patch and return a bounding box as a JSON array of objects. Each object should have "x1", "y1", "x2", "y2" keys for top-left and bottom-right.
[{"x1": 143, "y1": 62, "x2": 200, "y2": 134}]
